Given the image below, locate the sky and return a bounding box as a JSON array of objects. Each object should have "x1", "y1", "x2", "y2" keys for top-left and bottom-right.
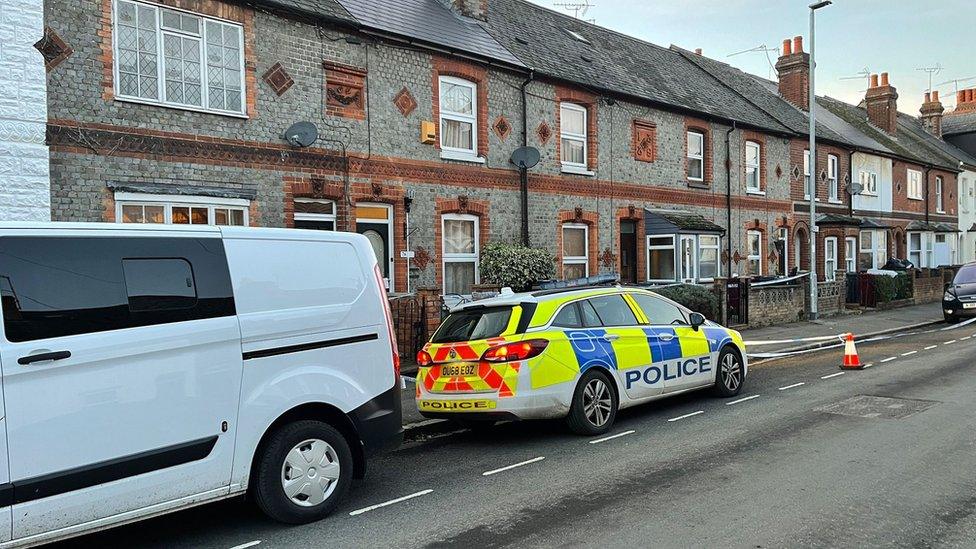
[{"x1": 525, "y1": 0, "x2": 975, "y2": 115}]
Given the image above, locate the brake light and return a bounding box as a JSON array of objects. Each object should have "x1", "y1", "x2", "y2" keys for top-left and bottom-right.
[
  {"x1": 416, "y1": 350, "x2": 433, "y2": 367},
  {"x1": 374, "y1": 264, "x2": 400, "y2": 380},
  {"x1": 481, "y1": 339, "x2": 548, "y2": 362}
]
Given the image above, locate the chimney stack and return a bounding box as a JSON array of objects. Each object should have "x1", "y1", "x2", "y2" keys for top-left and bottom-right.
[
  {"x1": 955, "y1": 87, "x2": 976, "y2": 113},
  {"x1": 920, "y1": 90, "x2": 945, "y2": 137},
  {"x1": 865, "y1": 72, "x2": 899, "y2": 134},
  {"x1": 694, "y1": 48, "x2": 702, "y2": 55},
  {"x1": 447, "y1": 0, "x2": 486, "y2": 20},
  {"x1": 775, "y1": 35, "x2": 810, "y2": 110}
]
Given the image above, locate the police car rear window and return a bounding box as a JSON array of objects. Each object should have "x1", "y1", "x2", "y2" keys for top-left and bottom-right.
[{"x1": 432, "y1": 306, "x2": 512, "y2": 343}]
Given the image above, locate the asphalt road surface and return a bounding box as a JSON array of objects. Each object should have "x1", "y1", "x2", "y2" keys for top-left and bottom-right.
[{"x1": 52, "y1": 322, "x2": 976, "y2": 548}]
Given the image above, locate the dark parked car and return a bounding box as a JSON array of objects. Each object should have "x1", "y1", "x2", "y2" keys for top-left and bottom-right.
[{"x1": 943, "y1": 263, "x2": 976, "y2": 323}]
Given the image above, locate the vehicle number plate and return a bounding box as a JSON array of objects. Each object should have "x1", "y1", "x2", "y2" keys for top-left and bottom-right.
[
  {"x1": 441, "y1": 364, "x2": 477, "y2": 376},
  {"x1": 964, "y1": 303, "x2": 976, "y2": 309}
]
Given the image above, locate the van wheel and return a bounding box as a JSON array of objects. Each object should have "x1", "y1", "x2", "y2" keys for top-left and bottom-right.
[
  {"x1": 713, "y1": 346, "x2": 744, "y2": 397},
  {"x1": 566, "y1": 369, "x2": 617, "y2": 436},
  {"x1": 253, "y1": 420, "x2": 353, "y2": 524}
]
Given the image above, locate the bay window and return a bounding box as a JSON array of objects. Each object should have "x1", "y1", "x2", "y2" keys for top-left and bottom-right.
[
  {"x1": 698, "y1": 235, "x2": 720, "y2": 281},
  {"x1": 560, "y1": 103, "x2": 588, "y2": 171},
  {"x1": 859, "y1": 229, "x2": 887, "y2": 270},
  {"x1": 439, "y1": 76, "x2": 478, "y2": 158},
  {"x1": 562, "y1": 224, "x2": 589, "y2": 279},
  {"x1": 647, "y1": 235, "x2": 677, "y2": 282},
  {"x1": 117, "y1": 193, "x2": 248, "y2": 226},
  {"x1": 442, "y1": 214, "x2": 479, "y2": 295}
]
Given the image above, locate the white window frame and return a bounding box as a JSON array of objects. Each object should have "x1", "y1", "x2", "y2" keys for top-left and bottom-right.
[
  {"x1": 687, "y1": 131, "x2": 705, "y2": 182},
  {"x1": 804, "y1": 150, "x2": 812, "y2": 200},
  {"x1": 859, "y1": 229, "x2": 886, "y2": 270},
  {"x1": 859, "y1": 170, "x2": 878, "y2": 196},
  {"x1": 824, "y1": 236, "x2": 837, "y2": 281},
  {"x1": 908, "y1": 231, "x2": 923, "y2": 268},
  {"x1": 845, "y1": 236, "x2": 856, "y2": 272},
  {"x1": 697, "y1": 234, "x2": 720, "y2": 282},
  {"x1": 907, "y1": 169, "x2": 923, "y2": 201},
  {"x1": 112, "y1": 0, "x2": 246, "y2": 117},
  {"x1": 559, "y1": 103, "x2": 589, "y2": 174},
  {"x1": 827, "y1": 154, "x2": 840, "y2": 202},
  {"x1": 646, "y1": 234, "x2": 677, "y2": 283},
  {"x1": 438, "y1": 75, "x2": 479, "y2": 161},
  {"x1": 936, "y1": 176, "x2": 945, "y2": 213},
  {"x1": 745, "y1": 141, "x2": 762, "y2": 193},
  {"x1": 441, "y1": 213, "x2": 479, "y2": 296},
  {"x1": 747, "y1": 230, "x2": 763, "y2": 277},
  {"x1": 778, "y1": 227, "x2": 790, "y2": 276},
  {"x1": 294, "y1": 198, "x2": 337, "y2": 230},
  {"x1": 115, "y1": 192, "x2": 248, "y2": 226},
  {"x1": 561, "y1": 223, "x2": 590, "y2": 279}
]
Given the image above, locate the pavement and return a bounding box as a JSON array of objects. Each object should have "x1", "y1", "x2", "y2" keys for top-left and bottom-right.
[{"x1": 54, "y1": 316, "x2": 976, "y2": 547}]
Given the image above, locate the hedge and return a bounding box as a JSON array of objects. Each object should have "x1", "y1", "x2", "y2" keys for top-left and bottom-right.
[{"x1": 652, "y1": 284, "x2": 719, "y2": 320}]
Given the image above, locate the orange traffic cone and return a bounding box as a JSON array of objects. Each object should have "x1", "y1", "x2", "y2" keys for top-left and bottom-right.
[{"x1": 840, "y1": 333, "x2": 863, "y2": 370}]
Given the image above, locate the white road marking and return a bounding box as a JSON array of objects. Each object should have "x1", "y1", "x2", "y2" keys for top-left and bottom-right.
[
  {"x1": 961, "y1": 336, "x2": 972, "y2": 341},
  {"x1": 483, "y1": 457, "x2": 545, "y2": 476},
  {"x1": 229, "y1": 541, "x2": 261, "y2": 549},
  {"x1": 778, "y1": 382, "x2": 805, "y2": 391},
  {"x1": 821, "y1": 372, "x2": 845, "y2": 379},
  {"x1": 944, "y1": 340, "x2": 957, "y2": 345},
  {"x1": 349, "y1": 489, "x2": 434, "y2": 516},
  {"x1": 725, "y1": 394, "x2": 761, "y2": 406},
  {"x1": 588, "y1": 430, "x2": 636, "y2": 444},
  {"x1": 862, "y1": 363, "x2": 874, "y2": 369},
  {"x1": 924, "y1": 345, "x2": 938, "y2": 350},
  {"x1": 880, "y1": 357, "x2": 898, "y2": 363},
  {"x1": 901, "y1": 351, "x2": 917, "y2": 357},
  {"x1": 667, "y1": 410, "x2": 704, "y2": 422}
]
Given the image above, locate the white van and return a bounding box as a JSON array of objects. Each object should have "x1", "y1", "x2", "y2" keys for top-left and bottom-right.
[{"x1": 0, "y1": 222, "x2": 402, "y2": 546}]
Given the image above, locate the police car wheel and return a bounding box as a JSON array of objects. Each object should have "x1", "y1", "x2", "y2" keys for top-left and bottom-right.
[
  {"x1": 566, "y1": 369, "x2": 617, "y2": 435},
  {"x1": 253, "y1": 420, "x2": 353, "y2": 524},
  {"x1": 713, "y1": 347, "x2": 744, "y2": 397}
]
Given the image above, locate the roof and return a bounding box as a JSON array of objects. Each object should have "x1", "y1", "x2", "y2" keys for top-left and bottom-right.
[
  {"x1": 644, "y1": 209, "x2": 725, "y2": 234},
  {"x1": 943, "y1": 111, "x2": 976, "y2": 137},
  {"x1": 817, "y1": 213, "x2": 861, "y2": 226},
  {"x1": 252, "y1": 0, "x2": 357, "y2": 25},
  {"x1": 859, "y1": 218, "x2": 891, "y2": 229},
  {"x1": 335, "y1": 0, "x2": 523, "y2": 67},
  {"x1": 896, "y1": 112, "x2": 976, "y2": 169},
  {"x1": 905, "y1": 220, "x2": 957, "y2": 232},
  {"x1": 481, "y1": 0, "x2": 792, "y2": 134}
]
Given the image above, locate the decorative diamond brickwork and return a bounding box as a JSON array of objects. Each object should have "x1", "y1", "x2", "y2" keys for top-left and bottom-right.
[
  {"x1": 33, "y1": 27, "x2": 73, "y2": 72},
  {"x1": 493, "y1": 115, "x2": 511, "y2": 141},
  {"x1": 632, "y1": 120, "x2": 656, "y2": 162},
  {"x1": 393, "y1": 87, "x2": 417, "y2": 117},
  {"x1": 537, "y1": 121, "x2": 552, "y2": 145},
  {"x1": 261, "y1": 62, "x2": 294, "y2": 96}
]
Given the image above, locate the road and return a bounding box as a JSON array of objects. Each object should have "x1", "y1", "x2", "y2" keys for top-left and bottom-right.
[{"x1": 53, "y1": 322, "x2": 976, "y2": 548}]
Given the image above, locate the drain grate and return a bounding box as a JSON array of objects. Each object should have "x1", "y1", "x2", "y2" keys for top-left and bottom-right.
[{"x1": 815, "y1": 395, "x2": 937, "y2": 420}]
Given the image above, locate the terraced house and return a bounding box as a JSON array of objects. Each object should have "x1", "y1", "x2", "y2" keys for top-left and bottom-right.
[{"x1": 38, "y1": 0, "x2": 973, "y2": 296}]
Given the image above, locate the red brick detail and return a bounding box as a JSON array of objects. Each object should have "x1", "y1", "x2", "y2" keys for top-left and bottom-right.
[
  {"x1": 393, "y1": 87, "x2": 418, "y2": 117},
  {"x1": 556, "y1": 209, "x2": 600, "y2": 277},
  {"x1": 865, "y1": 74, "x2": 898, "y2": 134},
  {"x1": 323, "y1": 61, "x2": 367, "y2": 120},
  {"x1": 617, "y1": 206, "x2": 645, "y2": 282},
  {"x1": 431, "y1": 56, "x2": 489, "y2": 158},
  {"x1": 536, "y1": 121, "x2": 552, "y2": 146},
  {"x1": 632, "y1": 120, "x2": 656, "y2": 163},
  {"x1": 34, "y1": 27, "x2": 73, "y2": 72},
  {"x1": 775, "y1": 51, "x2": 810, "y2": 111},
  {"x1": 684, "y1": 117, "x2": 712, "y2": 187},
  {"x1": 433, "y1": 197, "x2": 490, "y2": 289},
  {"x1": 492, "y1": 115, "x2": 512, "y2": 141},
  {"x1": 954, "y1": 88, "x2": 976, "y2": 113},
  {"x1": 261, "y1": 62, "x2": 294, "y2": 96},
  {"x1": 741, "y1": 130, "x2": 767, "y2": 193},
  {"x1": 101, "y1": 187, "x2": 116, "y2": 222},
  {"x1": 555, "y1": 85, "x2": 598, "y2": 170},
  {"x1": 788, "y1": 139, "x2": 850, "y2": 205}
]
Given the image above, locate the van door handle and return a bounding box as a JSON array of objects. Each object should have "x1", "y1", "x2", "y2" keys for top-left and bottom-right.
[
  {"x1": 602, "y1": 334, "x2": 620, "y2": 342},
  {"x1": 18, "y1": 351, "x2": 71, "y2": 365}
]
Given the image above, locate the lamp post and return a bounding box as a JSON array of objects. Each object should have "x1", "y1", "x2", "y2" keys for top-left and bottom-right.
[{"x1": 808, "y1": 0, "x2": 831, "y2": 320}]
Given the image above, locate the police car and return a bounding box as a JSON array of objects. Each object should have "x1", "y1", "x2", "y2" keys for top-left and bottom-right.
[{"x1": 415, "y1": 285, "x2": 747, "y2": 435}]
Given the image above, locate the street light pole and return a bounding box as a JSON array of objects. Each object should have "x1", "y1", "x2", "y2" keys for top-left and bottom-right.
[{"x1": 808, "y1": 0, "x2": 831, "y2": 320}]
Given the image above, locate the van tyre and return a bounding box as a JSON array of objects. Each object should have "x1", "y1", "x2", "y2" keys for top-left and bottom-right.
[
  {"x1": 253, "y1": 420, "x2": 353, "y2": 524},
  {"x1": 566, "y1": 369, "x2": 617, "y2": 436},
  {"x1": 713, "y1": 346, "x2": 744, "y2": 397}
]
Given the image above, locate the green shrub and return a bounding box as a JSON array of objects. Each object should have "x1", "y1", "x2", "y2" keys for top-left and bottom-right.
[
  {"x1": 873, "y1": 274, "x2": 897, "y2": 303},
  {"x1": 479, "y1": 243, "x2": 556, "y2": 292},
  {"x1": 894, "y1": 273, "x2": 913, "y2": 300},
  {"x1": 653, "y1": 284, "x2": 719, "y2": 320}
]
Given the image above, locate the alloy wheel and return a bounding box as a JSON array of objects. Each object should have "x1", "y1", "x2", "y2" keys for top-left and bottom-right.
[
  {"x1": 582, "y1": 377, "x2": 613, "y2": 427},
  {"x1": 721, "y1": 353, "x2": 742, "y2": 392}
]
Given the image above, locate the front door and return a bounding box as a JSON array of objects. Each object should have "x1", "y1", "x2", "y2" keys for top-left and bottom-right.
[
  {"x1": 679, "y1": 235, "x2": 697, "y2": 283},
  {"x1": 0, "y1": 233, "x2": 241, "y2": 540},
  {"x1": 356, "y1": 203, "x2": 394, "y2": 292},
  {"x1": 619, "y1": 221, "x2": 638, "y2": 284}
]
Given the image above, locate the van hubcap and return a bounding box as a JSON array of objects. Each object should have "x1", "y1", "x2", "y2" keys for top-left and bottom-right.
[
  {"x1": 583, "y1": 378, "x2": 613, "y2": 427},
  {"x1": 721, "y1": 354, "x2": 741, "y2": 391},
  {"x1": 281, "y1": 439, "x2": 340, "y2": 507}
]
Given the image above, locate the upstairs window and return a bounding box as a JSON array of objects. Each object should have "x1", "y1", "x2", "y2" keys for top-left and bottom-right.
[
  {"x1": 907, "y1": 169, "x2": 923, "y2": 200},
  {"x1": 745, "y1": 141, "x2": 761, "y2": 192},
  {"x1": 859, "y1": 171, "x2": 878, "y2": 196},
  {"x1": 936, "y1": 176, "x2": 945, "y2": 212},
  {"x1": 687, "y1": 131, "x2": 705, "y2": 181},
  {"x1": 560, "y1": 103, "x2": 588, "y2": 169},
  {"x1": 804, "y1": 150, "x2": 812, "y2": 199},
  {"x1": 827, "y1": 154, "x2": 839, "y2": 202},
  {"x1": 114, "y1": 0, "x2": 245, "y2": 115},
  {"x1": 438, "y1": 76, "x2": 478, "y2": 156}
]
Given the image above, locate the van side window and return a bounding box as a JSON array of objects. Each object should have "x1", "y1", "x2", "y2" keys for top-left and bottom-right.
[
  {"x1": 0, "y1": 237, "x2": 235, "y2": 342},
  {"x1": 552, "y1": 302, "x2": 582, "y2": 328},
  {"x1": 587, "y1": 295, "x2": 638, "y2": 327},
  {"x1": 630, "y1": 293, "x2": 687, "y2": 326}
]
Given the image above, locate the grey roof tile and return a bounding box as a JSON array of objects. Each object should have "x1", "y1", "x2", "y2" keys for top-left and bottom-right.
[
  {"x1": 943, "y1": 111, "x2": 976, "y2": 136},
  {"x1": 254, "y1": 0, "x2": 357, "y2": 25}
]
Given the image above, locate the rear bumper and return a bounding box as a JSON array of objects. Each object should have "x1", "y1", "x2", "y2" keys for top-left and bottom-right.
[
  {"x1": 416, "y1": 384, "x2": 574, "y2": 421},
  {"x1": 350, "y1": 383, "x2": 403, "y2": 457}
]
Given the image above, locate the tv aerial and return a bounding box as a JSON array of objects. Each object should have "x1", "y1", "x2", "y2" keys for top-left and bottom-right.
[
  {"x1": 283, "y1": 121, "x2": 319, "y2": 148},
  {"x1": 840, "y1": 67, "x2": 872, "y2": 92},
  {"x1": 554, "y1": 1, "x2": 595, "y2": 22},
  {"x1": 916, "y1": 63, "x2": 943, "y2": 93},
  {"x1": 727, "y1": 44, "x2": 780, "y2": 80}
]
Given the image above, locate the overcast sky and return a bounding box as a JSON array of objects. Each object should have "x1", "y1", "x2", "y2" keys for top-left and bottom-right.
[{"x1": 525, "y1": 0, "x2": 975, "y2": 115}]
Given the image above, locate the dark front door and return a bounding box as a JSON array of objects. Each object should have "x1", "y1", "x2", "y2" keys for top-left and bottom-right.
[{"x1": 620, "y1": 220, "x2": 638, "y2": 283}]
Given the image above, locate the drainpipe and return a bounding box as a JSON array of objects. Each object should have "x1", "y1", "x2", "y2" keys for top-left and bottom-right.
[
  {"x1": 848, "y1": 150, "x2": 855, "y2": 218},
  {"x1": 725, "y1": 122, "x2": 736, "y2": 278},
  {"x1": 924, "y1": 166, "x2": 931, "y2": 227},
  {"x1": 519, "y1": 71, "x2": 535, "y2": 247}
]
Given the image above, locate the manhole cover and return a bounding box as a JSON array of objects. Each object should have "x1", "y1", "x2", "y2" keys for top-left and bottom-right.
[{"x1": 815, "y1": 395, "x2": 937, "y2": 420}]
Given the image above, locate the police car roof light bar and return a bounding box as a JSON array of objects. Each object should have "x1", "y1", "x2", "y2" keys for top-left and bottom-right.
[{"x1": 536, "y1": 273, "x2": 620, "y2": 291}]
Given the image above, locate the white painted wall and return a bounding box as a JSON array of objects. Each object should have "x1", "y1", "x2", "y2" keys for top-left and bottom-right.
[
  {"x1": 0, "y1": 0, "x2": 50, "y2": 221},
  {"x1": 958, "y1": 168, "x2": 976, "y2": 264},
  {"x1": 851, "y1": 152, "x2": 893, "y2": 214}
]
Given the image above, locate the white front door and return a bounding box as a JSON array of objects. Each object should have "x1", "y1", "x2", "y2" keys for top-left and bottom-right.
[
  {"x1": 679, "y1": 235, "x2": 697, "y2": 283},
  {"x1": 0, "y1": 233, "x2": 242, "y2": 540}
]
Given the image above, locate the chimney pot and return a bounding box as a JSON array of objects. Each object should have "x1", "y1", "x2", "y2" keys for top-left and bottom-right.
[
  {"x1": 959, "y1": 90, "x2": 967, "y2": 104},
  {"x1": 932, "y1": 90, "x2": 939, "y2": 102},
  {"x1": 870, "y1": 74, "x2": 879, "y2": 88},
  {"x1": 880, "y1": 72, "x2": 889, "y2": 87},
  {"x1": 968, "y1": 89, "x2": 975, "y2": 103},
  {"x1": 793, "y1": 36, "x2": 803, "y2": 53},
  {"x1": 782, "y1": 39, "x2": 792, "y2": 56},
  {"x1": 924, "y1": 92, "x2": 931, "y2": 103}
]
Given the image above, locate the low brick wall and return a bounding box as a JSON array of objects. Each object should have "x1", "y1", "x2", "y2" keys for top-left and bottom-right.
[
  {"x1": 748, "y1": 283, "x2": 806, "y2": 328},
  {"x1": 913, "y1": 267, "x2": 957, "y2": 305},
  {"x1": 817, "y1": 274, "x2": 847, "y2": 317}
]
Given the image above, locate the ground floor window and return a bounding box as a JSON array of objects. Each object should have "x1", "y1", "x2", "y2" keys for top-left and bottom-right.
[
  {"x1": 116, "y1": 193, "x2": 248, "y2": 226},
  {"x1": 698, "y1": 234, "x2": 720, "y2": 281},
  {"x1": 442, "y1": 214, "x2": 479, "y2": 296},
  {"x1": 908, "y1": 231, "x2": 933, "y2": 268},
  {"x1": 824, "y1": 237, "x2": 837, "y2": 281},
  {"x1": 646, "y1": 233, "x2": 720, "y2": 283},
  {"x1": 647, "y1": 235, "x2": 676, "y2": 282},
  {"x1": 746, "y1": 230, "x2": 762, "y2": 276},
  {"x1": 845, "y1": 237, "x2": 857, "y2": 272},
  {"x1": 294, "y1": 198, "x2": 336, "y2": 230},
  {"x1": 859, "y1": 229, "x2": 887, "y2": 270},
  {"x1": 562, "y1": 223, "x2": 590, "y2": 280},
  {"x1": 775, "y1": 227, "x2": 789, "y2": 276}
]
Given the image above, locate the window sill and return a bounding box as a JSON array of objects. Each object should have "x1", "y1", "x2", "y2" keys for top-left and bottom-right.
[
  {"x1": 561, "y1": 164, "x2": 595, "y2": 176},
  {"x1": 746, "y1": 190, "x2": 766, "y2": 196},
  {"x1": 828, "y1": 199, "x2": 844, "y2": 205},
  {"x1": 908, "y1": 197, "x2": 924, "y2": 201},
  {"x1": 115, "y1": 95, "x2": 249, "y2": 119},
  {"x1": 688, "y1": 180, "x2": 710, "y2": 190},
  {"x1": 440, "y1": 150, "x2": 486, "y2": 164},
  {"x1": 937, "y1": 210, "x2": 946, "y2": 214}
]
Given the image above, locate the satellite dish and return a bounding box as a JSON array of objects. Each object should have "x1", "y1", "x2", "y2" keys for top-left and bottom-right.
[
  {"x1": 283, "y1": 121, "x2": 318, "y2": 148},
  {"x1": 847, "y1": 181, "x2": 864, "y2": 195},
  {"x1": 510, "y1": 146, "x2": 541, "y2": 170}
]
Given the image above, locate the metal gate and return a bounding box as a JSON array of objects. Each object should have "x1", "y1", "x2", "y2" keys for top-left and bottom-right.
[
  {"x1": 858, "y1": 274, "x2": 878, "y2": 308},
  {"x1": 390, "y1": 295, "x2": 428, "y2": 362},
  {"x1": 727, "y1": 278, "x2": 749, "y2": 326}
]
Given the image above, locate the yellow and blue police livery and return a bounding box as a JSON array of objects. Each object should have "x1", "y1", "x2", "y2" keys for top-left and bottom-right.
[{"x1": 415, "y1": 286, "x2": 747, "y2": 435}]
